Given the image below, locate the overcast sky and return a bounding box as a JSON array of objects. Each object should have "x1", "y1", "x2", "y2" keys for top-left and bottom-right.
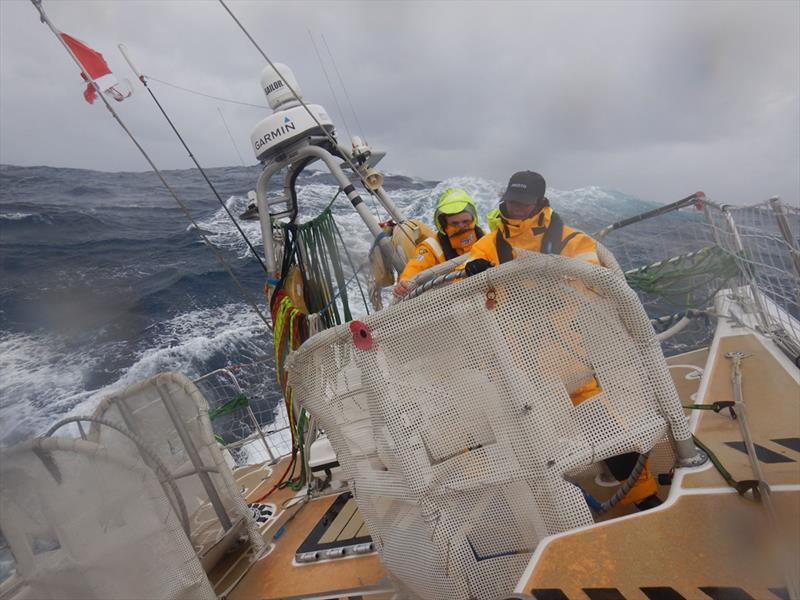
[{"x1": 1, "y1": 0, "x2": 798, "y2": 206}]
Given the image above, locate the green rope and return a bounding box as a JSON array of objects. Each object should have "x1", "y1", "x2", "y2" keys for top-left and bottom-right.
[
  {"x1": 274, "y1": 188, "x2": 376, "y2": 325},
  {"x1": 624, "y1": 245, "x2": 740, "y2": 311},
  {"x1": 287, "y1": 207, "x2": 354, "y2": 327},
  {"x1": 692, "y1": 435, "x2": 760, "y2": 499},
  {"x1": 280, "y1": 408, "x2": 308, "y2": 491},
  {"x1": 332, "y1": 216, "x2": 370, "y2": 315},
  {"x1": 208, "y1": 393, "x2": 249, "y2": 420}
]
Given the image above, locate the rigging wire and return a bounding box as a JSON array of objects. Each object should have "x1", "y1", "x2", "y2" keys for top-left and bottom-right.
[
  {"x1": 218, "y1": 106, "x2": 247, "y2": 167},
  {"x1": 30, "y1": 1, "x2": 272, "y2": 331},
  {"x1": 217, "y1": 0, "x2": 385, "y2": 201},
  {"x1": 145, "y1": 75, "x2": 267, "y2": 109},
  {"x1": 317, "y1": 31, "x2": 382, "y2": 221},
  {"x1": 120, "y1": 53, "x2": 269, "y2": 274},
  {"x1": 321, "y1": 33, "x2": 368, "y2": 145},
  {"x1": 308, "y1": 29, "x2": 353, "y2": 145}
]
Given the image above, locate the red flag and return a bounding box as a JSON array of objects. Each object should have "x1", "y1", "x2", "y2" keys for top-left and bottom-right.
[{"x1": 60, "y1": 33, "x2": 131, "y2": 104}]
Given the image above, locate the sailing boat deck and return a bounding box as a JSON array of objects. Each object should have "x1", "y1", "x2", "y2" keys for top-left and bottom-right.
[
  {"x1": 214, "y1": 330, "x2": 799, "y2": 600},
  {"x1": 515, "y1": 332, "x2": 800, "y2": 599},
  {"x1": 208, "y1": 457, "x2": 390, "y2": 599}
]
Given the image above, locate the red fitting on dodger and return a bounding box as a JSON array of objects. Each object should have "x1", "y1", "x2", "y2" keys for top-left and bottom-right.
[
  {"x1": 349, "y1": 320, "x2": 373, "y2": 350},
  {"x1": 694, "y1": 191, "x2": 706, "y2": 210}
]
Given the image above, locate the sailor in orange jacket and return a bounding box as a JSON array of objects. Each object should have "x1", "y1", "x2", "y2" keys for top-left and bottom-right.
[
  {"x1": 466, "y1": 171, "x2": 661, "y2": 511},
  {"x1": 393, "y1": 188, "x2": 484, "y2": 298}
]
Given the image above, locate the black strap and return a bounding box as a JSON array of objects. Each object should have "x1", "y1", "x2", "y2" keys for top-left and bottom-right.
[
  {"x1": 437, "y1": 232, "x2": 458, "y2": 260},
  {"x1": 559, "y1": 231, "x2": 581, "y2": 253},
  {"x1": 496, "y1": 229, "x2": 514, "y2": 264},
  {"x1": 540, "y1": 211, "x2": 565, "y2": 254},
  {"x1": 496, "y1": 210, "x2": 570, "y2": 263}
]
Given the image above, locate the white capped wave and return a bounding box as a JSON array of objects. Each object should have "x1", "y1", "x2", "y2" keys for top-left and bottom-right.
[
  {"x1": 125, "y1": 303, "x2": 272, "y2": 384},
  {"x1": 0, "y1": 303, "x2": 276, "y2": 446},
  {"x1": 0, "y1": 331, "x2": 101, "y2": 444},
  {"x1": 0, "y1": 212, "x2": 36, "y2": 220},
  {"x1": 188, "y1": 178, "x2": 654, "y2": 275}
]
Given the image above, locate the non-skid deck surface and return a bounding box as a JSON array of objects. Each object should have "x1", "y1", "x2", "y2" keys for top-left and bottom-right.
[
  {"x1": 665, "y1": 347, "x2": 708, "y2": 406},
  {"x1": 297, "y1": 494, "x2": 371, "y2": 554},
  {"x1": 317, "y1": 497, "x2": 369, "y2": 542},
  {"x1": 207, "y1": 457, "x2": 309, "y2": 595},
  {"x1": 684, "y1": 334, "x2": 800, "y2": 488},
  {"x1": 522, "y1": 491, "x2": 798, "y2": 599},
  {"x1": 519, "y1": 339, "x2": 800, "y2": 598}
]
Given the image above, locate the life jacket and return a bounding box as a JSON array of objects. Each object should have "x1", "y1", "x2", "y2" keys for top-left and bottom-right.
[{"x1": 495, "y1": 211, "x2": 580, "y2": 264}]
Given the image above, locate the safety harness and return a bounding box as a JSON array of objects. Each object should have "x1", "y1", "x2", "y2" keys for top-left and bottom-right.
[{"x1": 496, "y1": 210, "x2": 580, "y2": 264}]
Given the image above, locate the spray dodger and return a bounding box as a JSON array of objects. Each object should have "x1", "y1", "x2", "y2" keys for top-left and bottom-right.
[{"x1": 250, "y1": 63, "x2": 335, "y2": 162}]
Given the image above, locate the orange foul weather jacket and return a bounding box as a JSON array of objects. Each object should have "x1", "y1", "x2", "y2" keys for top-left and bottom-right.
[
  {"x1": 399, "y1": 227, "x2": 484, "y2": 282},
  {"x1": 468, "y1": 207, "x2": 657, "y2": 505},
  {"x1": 466, "y1": 206, "x2": 599, "y2": 266}
]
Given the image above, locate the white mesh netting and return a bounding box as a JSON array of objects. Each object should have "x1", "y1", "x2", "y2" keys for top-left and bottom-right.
[
  {"x1": 600, "y1": 197, "x2": 800, "y2": 355},
  {"x1": 89, "y1": 372, "x2": 265, "y2": 567},
  {"x1": 288, "y1": 251, "x2": 692, "y2": 600},
  {"x1": 705, "y1": 200, "x2": 800, "y2": 347},
  {"x1": 194, "y1": 364, "x2": 293, "y2": 466},
  {"x1": 0, "y1": 437, "x2": 216, "y2": 600}
]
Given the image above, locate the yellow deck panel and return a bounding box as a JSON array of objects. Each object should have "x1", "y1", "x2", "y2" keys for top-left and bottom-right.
[
  {"x1": 685, "y1": 334, "x2": 800, "y2": 488},
  {"x1": 665, "y1": 347, "x2": 709, "y2": 405},
  {"x1": 318, "y1": 497, "x2": 360, "y2": 544},
  {"x1": 339, "y1": 500, "x2": 366, "y2": 540},
  {"x1": 519, "y1": 338, "x2": 800, "y2": 597},
  {"x1": 522, "y1": 491, "x2": 799, "y2": 598}
]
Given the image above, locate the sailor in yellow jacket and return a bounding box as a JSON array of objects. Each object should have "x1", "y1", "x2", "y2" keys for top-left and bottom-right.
[
  {"x1": 465, "y1": 173, "x2": 599, "y2": 270},
  {"x1": 393, "y1": 188, "x2": 484, "y2": 298},
  {"x1": 466, "y1": 171, "x2": 661, "y2": 511}
]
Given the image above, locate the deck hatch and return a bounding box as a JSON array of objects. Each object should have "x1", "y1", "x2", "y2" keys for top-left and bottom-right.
[{"x1": 295, "y1": 492, "x2": 373, "y2": 563}]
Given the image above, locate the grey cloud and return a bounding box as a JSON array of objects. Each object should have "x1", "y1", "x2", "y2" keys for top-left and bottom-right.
[{"x1": 1, "y1": 0, "x2": 797, "y2": 206}]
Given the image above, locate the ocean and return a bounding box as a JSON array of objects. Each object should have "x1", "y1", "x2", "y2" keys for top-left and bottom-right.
[{"x1": 0, "y1": 163, "x2": 716, "y2": 447}]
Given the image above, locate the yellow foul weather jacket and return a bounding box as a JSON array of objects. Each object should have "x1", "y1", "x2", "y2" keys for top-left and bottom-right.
[
  {"x1": 468, "y1": 206, "x2": 656, "y2": 505},
  {"x1": 467, "y1": 206, "x2": 599, "y2": 266},
  {"x1": 399, "y1": 226, "x2": 483, "y2": 282}
]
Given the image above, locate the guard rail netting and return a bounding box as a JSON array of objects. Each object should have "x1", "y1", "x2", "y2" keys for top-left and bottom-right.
[{"x1": 599, "y1": 196, "x2": 800, "y2": 354}]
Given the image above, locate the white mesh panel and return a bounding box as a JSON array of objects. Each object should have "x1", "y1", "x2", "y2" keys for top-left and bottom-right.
[
  {"x1": 89, "y1": 372, "x2": 264, "y2": 564},
  {"x1": 0, "y1": 438, "x2": 215, "y2": 600},
  {"x1": 288, "y1": 251, "x2": 691, "y2": 599}
]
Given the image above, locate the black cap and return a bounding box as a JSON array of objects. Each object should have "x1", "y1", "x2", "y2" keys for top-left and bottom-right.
[{"x1": 501, "y1": 171, "x2": 546, "y2": 205}]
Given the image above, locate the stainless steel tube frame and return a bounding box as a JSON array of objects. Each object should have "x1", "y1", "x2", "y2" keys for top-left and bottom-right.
[
  {"x1": 721, "y1": 206, "x2": 771, "y2": 332},
  {"x1": 156, "y1": 379, "x2": 233, "y2": 531},
  {"x1": 255, "y1": 160, "x2": 287, "y2": 280},
  {"x1": 296, "y1": 145, "x2": 406, "y2": 272},
  {"x1": 769, "y1": 196, "x2": 800, "y2": 278}
]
